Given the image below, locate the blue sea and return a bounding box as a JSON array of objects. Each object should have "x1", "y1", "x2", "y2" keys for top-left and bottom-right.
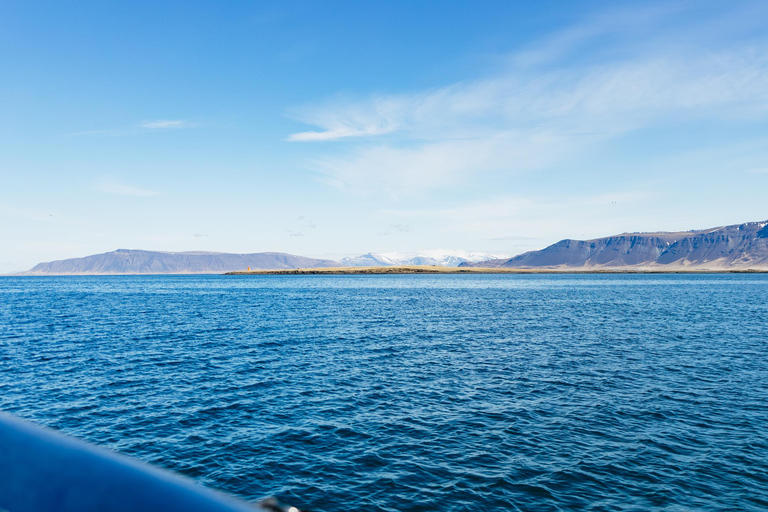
[{"x1": 1, "y1": 274, "x2": 767, "y2": 511}]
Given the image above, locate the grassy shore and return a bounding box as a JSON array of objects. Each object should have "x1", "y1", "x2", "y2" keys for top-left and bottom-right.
[{"x1": 225, "y1": 265, "x2": 768, "y2": 275}]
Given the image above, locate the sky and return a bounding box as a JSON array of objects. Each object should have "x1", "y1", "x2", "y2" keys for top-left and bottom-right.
[{"x1": 2, "y1": 0, "x2": 768, "y2": 272}]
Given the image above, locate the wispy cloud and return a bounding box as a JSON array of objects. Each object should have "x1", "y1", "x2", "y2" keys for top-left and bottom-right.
[
  {"x1": 287, "y1": 97, "x2": 406, "y2": 141},
  {"x1": 388, "y1": 191, "x2": 650, "y2": 220},
  {"x1": 747, "y1": 168, "x2": 768, "y2": 174},
  {"x1": 310, "y1": 130, "x2": 583, "y2": 195},
  {"x1": 140, "y1": 120, "x2": 192, "y2": 129},
  {"x1": 288, "y1": 123, "x2": 394, "y2": 142},
  {"x1": 385, "y1": 190, "x2": 656, "y2": 244},
  {"x1": 69, "y1": 119, "x2": 196, "y2": 136},
  {"x1": 96, "y1": 179, "x2": 161, "y2": 197},
  {"x1": 288, "y1": 2, "x2": 768, "y2": 194}
]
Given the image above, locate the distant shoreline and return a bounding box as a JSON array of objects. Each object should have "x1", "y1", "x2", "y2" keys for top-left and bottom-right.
[
  {"x1": 6, "y1": 266, "x2": 768, "y2": 277},
  {"x1": 224, "y1": 265, "x2": 768, "y2": 275}
]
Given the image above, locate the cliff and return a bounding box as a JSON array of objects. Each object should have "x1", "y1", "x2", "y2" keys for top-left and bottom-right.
[{"x1": 465, "y1": 221, "x2": 768, "y2": 269}]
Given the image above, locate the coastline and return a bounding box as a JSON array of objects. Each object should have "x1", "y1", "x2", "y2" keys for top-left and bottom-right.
[
  {"x1": 224, "y1": 265, "x2": 768, "y2": 275},
  {"x1": 6, "y1": 266, "x2": 768, "y2": 277}
]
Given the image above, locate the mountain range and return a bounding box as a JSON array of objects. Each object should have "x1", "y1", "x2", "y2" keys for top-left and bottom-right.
[
  {"x1": 22, "y1": 249, "x2": 338, "y2": 275},
  {"x1": 340, "y1": 251, "x2": 502, "y2": 267},
  {"x1": 20, "y1": 249, "x2": 503, "y2": 275},
  {"x1": 16, "y1": 220, "x2": 768, "y2": 274},
  {"x1": 462, "y1": 220, "x2": 768, "y2": 270}
]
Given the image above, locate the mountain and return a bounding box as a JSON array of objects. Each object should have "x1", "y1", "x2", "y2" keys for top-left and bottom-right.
[
  {"x1": 340, "y1": 251, "x2": 504, "y2": 268},
  {"x1": 463, "y1": 221, "x2": 768, "y2": 270},
  {"x1": 25, "y1": 221, "x2": 768, "y2": 274},
  {"x1": 23, "y1": 249, "x2": 340, "y2": 275},
  {"x1": 340, "y1": 252, "x2": 401, "y2": 267}
]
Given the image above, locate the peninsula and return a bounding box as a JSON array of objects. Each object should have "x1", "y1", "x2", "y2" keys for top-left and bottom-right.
[{"x1": 224, "y1": 266, "x2": 765, "y2": 275}]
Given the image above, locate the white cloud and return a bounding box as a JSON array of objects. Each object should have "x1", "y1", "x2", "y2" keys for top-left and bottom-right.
[
  {"x1": 140, "y1": 120, "x2": 191, "y2": 129},
  {"x1": 288, "y1": 3, "x2": 768, "y2": 194},
  {"x1": 287, "y1": 96, "x2": 409, "y2": 141}
]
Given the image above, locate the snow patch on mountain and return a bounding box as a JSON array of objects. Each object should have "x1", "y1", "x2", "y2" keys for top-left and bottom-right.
[{"x1": 340, "y1": 250, "x2": 507, "y2": 267}]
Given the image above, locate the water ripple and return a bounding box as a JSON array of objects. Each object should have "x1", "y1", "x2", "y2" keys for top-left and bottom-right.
[{"x1": 1, "y1": 274, "x2": 767, "y2": 511}]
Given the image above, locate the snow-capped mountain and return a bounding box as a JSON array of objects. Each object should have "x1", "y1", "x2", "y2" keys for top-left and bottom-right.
[
  {"x1": 340, "y1": 250, "x2": 507, "y2": 267},
  {"x1": 340, "y1": 252, "x2": 401, "y2": 267}
]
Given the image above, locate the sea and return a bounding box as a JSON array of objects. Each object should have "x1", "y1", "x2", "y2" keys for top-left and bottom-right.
[{"x1": 1, "y1": 274, "x2": 767, "y2": 511}]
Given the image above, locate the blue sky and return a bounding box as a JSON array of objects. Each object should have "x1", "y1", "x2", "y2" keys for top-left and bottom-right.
[{"x1": 2, "y1": 0, "x2": 768, "y2": 271}]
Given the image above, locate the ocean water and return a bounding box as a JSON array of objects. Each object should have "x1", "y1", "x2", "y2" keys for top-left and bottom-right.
[{"x1": 1, "y1": 274, "x2": 767, "y2": 511}]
